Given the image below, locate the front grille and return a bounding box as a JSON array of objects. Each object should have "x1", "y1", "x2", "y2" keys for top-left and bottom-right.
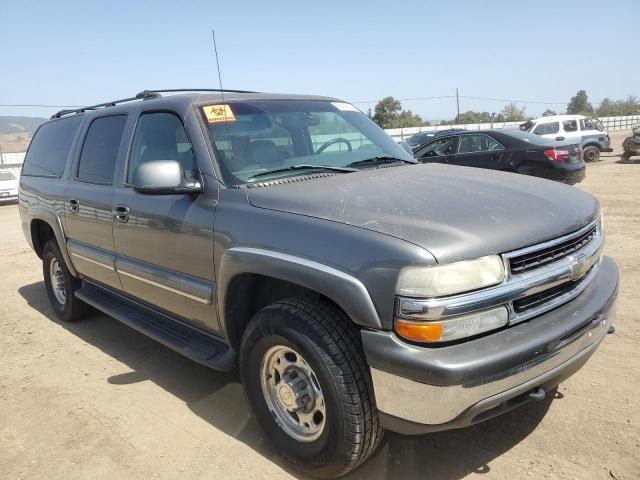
[
  {"x1": 509, "y1": 226, "x2": 597, "y2": 275},
  {"x1": 513, "y1": 278, "x2": 583, "y2": 313}
]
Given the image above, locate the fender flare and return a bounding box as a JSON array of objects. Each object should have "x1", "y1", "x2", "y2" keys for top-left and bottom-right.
[
  {"x1": 217, "y1": 247, "x2": 383, "y2": 338},
  {"x1": 28, "y1": 207, "x2": 77, "y2": 276}
]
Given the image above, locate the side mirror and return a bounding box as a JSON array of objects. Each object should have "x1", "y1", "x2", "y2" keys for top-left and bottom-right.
[
  {"x1": 132, "y1": 160, "x2": 202, "y2": 195},
  {"x1": 555, "y1": 136, "x2": 565, "y2": 141}
]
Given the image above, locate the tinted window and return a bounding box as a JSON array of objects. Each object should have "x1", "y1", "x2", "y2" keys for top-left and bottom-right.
[
  {"x1": 77, "y1": 115, "x2": 127, "y2": 184},
  {"x1": 22, "y1": 116, "x2": 82, "y2": 177},
  {"x1": 532, "y1": 122, "x2": 559, "y2": 135},
  {"x1": 457, "y1": 134, "x2": 504, "y2": 154},
  {"x1": 128, "y1": 113, "x2": 197, "y2": 183},
  {"x1": 414, "y1": 136, "x2": 459, "y2": 158},
  {"x1": 563, "y1": 120, "x2": 578, "y2": 132}
]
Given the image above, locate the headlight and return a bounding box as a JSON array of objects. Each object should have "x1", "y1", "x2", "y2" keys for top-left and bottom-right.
[
  {"x1": 395, "y1": 306, "x2": 509, "y2": 343},
  {"x1": 396, "y1": 255, "x2": 505, "y2": 297}
]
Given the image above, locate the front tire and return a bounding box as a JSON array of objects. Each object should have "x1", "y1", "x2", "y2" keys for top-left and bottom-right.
[
  {"x1": 239, "y1": 298, "x2": 382, "y2": 479},
  {"x1": 42, "y1": 240, "x2": 90, "y2": 322},
  {"x1": 582, "y1": 145, "x2": 600, "y2": 162}
]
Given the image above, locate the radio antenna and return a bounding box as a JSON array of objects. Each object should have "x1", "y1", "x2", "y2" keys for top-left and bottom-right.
[{"x1": 211, "y1": 29, "x2": 226, "y2": 104}]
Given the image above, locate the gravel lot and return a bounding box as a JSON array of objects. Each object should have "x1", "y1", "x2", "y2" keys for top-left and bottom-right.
[{"x1": 1, "y1": 131, "x2": 638, "y2": 480}]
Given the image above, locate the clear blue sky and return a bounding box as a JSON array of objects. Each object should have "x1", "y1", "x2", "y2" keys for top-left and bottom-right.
[{"x1": 1, "y1": 0, "x2": 637, "y2": 121}]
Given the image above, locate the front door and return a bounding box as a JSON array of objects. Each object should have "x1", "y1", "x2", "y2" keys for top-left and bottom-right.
[
  {"x1": 451, "y1": 134, "x2": 504, "y2": 169},
  {"x1": 64, "y1": 114, "x2": 128, "y2": 289},
  {"x1": 414, "y1": 136, "x2": 459, "y2": 164},
  {"x1": 112, "y1": 111, "x2": 218, "y2": 333}
]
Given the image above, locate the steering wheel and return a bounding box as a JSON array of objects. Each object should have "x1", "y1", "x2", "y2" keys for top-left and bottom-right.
[{"x1": 316, "y1": 137, "x2": 352, "y2": 154}]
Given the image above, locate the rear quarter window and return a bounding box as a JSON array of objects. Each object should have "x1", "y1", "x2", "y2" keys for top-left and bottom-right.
[{"x1": 22, "y1": 116, "x2": 82, "y2": 177}]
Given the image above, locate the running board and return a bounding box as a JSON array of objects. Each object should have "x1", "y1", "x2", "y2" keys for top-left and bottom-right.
[{"x1": 75, "y1": 283, "x2": 235, "y2": 371}]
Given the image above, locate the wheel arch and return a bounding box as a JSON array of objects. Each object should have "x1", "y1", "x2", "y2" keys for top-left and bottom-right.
[
  {"x1": 28, "y1": 208, "x2": 77, "y2": 276},
  {"x1": 217, "y1": 247, "x2": 382, "y2": 350}
]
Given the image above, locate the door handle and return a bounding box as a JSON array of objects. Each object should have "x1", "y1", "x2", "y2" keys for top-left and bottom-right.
[
  {"x1": 112, "y1": 205, "x2": 130, "y2": 223},
  {"x1": 68, "y1": 198, "x2": 79, "y2": 213}
]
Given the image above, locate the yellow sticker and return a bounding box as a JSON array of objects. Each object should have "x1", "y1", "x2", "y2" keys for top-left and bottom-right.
[{"x1": 203, "y1": 104, "x2": 236, "y2": 123}]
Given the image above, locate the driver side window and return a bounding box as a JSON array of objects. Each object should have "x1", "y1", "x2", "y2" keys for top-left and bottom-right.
[
  {"x1": 532, "y1": 122, "x2": 559, "y2": 135},
  {"x1": 415, "y1": 136, "x2": 459, "y2": 158},
  {"x1": 128, "y1": 112, "x2": 197, "y2": 184}
]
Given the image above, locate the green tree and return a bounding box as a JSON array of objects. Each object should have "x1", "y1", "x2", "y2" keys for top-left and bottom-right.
[
  {"x1": 542, "y1": 109, "x2": 557, "y2": 117},
  {"x1": 372, "y1": 97, "x2": 402, "y2": 128},
  {"x1": 500, "y1": 102, "x2": 526, "y2": 122},
  {"x1": 567, "y1": 90, "x2": 593, "y2": 115},
  {"x1": 596, "y1": 96, "x2": 640, "y2": 116},
  {"x1": 372, "y1": 97, "x2": 422, "y2": 128}
]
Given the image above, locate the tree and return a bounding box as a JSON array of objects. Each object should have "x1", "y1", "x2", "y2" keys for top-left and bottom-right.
[
  {"x1": 440, "y1": 111, "x2": 492, "y2": 125},
  {"x1": 366, "y1": 107, "x2": 372, "y2": 118},
  {"x1": 500, "y1": 102, "x2": 526, "y2": 122},
  {"x1": 372, "y1": 97, "x2": 402, "y2": 128},
  {"x1": 567, "y1": 90, "x2": 593, "y2": 115},
  {"x1": 391, "y1": 110, "x2": 423, "y2": 128},
  {"x1": 596, "y1": 96, "x2": 640, "y2": 116},
  {"x1": 542, "y1": 109, "x2": 557, "y2": 117},
  {"x1": 372, "y1": 97, "x2": 423, "y2": 128}
]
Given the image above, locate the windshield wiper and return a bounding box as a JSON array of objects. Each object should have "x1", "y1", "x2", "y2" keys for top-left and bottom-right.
[
  {"x1": 346, "y1": 156, "x2": 417, "y2": 168},
  {"x1": 248, "y1": 164, "x2": 357, "y2": 181}
]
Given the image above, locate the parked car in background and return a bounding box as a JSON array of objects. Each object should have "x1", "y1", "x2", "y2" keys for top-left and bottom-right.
[
  {"x1": 405, "y1": 128, "x2": 465, "y2": 149},
  {"x1": 520, "y1": 115, "x2": 612, "y2": 162},
  {"x1": 413, "y1": 129, "x2": 586, "y2": 184},
  {"x1": 0, "y1": 170, "x2": 19, "y2": 203}
]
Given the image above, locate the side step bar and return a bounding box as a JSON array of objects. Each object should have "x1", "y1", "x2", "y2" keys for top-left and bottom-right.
[{"x1": 75, "y1": 282, "x2": 236, "y2": 371}]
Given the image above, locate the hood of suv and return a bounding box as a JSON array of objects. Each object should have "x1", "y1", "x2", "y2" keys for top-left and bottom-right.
[{"x1": 247, "y1": 164, "x2": 599, "y2": 263}]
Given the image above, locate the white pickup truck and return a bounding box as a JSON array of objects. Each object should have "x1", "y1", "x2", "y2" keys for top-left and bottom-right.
[{"x1": 0, "y1": 170, "x2": 18, "y2": 203}]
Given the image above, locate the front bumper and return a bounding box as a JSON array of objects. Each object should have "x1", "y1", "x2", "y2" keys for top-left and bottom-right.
[
  {"x1": 362, "y1": 256, "x2": 618, "y2": 434},
  {"x1": 0, "y1": 190, "x2": 18, "y2": 202}
]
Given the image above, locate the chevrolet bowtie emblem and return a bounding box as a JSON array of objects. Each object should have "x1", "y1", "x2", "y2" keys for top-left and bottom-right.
[{"x1": 568, "y1": 254, "x2": 589, "y2": 281}]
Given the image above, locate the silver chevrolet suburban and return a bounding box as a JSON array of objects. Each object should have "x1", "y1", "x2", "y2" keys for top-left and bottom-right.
[{"x1": 19, "y1": 89, "x2": 618, "y2": 479}]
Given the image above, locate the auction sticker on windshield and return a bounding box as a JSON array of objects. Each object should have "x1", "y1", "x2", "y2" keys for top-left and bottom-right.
[
  {"x1": 332, "y1": 102, "x2": 359, "y2": 112},
  {"x1": 203, "y1": 104, "x2": 236, "y2": 123}
]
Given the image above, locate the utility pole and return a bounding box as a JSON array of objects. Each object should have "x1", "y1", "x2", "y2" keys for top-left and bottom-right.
[{"x1": 456, "y1": 88, "x2": 460, "y2": 120}]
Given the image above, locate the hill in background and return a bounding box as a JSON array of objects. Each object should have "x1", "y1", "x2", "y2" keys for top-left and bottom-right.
[
  {"x1": 0, "y1": 116, "x2": 47, "y2": 135},
  {"x1": 0, "y1": 116, "x2": 47, "y2": 154}
]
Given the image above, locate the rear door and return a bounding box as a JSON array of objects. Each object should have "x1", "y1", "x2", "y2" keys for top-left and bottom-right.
[
  {"x1": 450, "y1": 134, "x2": 505, "y2": 169},
  {"x1": 112, "y1": 110, "x2": 218, "y2": 333},
  {"x1": 64, "y1": 114, "x2": 128, "y2": 289}
]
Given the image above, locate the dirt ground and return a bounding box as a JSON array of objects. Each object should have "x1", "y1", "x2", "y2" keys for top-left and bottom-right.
[{"x1": 1, "y1": 131, "x2": 638, "y2": 480}]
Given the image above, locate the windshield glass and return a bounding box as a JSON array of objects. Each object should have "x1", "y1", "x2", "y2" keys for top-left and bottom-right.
[
  {"x1": 200, "y1": 100, "x2": 414, "y2": 184},
  {"x1": 0, "y1": 171, "x2": 16, "y2": 181}
]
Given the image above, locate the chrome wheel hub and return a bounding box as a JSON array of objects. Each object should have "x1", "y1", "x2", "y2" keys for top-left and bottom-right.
[
  {"x1": 260, "y1": 345, "x2": 326, "y2": 442},
  {"x1": 49, "y1": 258, "x2": 66, "y2": 305}
]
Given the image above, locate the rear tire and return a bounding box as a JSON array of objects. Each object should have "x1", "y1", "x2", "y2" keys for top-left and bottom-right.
[
  {"x1": 239, "y1": 298, "x2": 383, "y2": 479},
  {"x1": 582, "y1": 145, "x2": 600, "y2": 162},
  {"x1": 42, "y1": 240, "x2": 90, "y2": 322}
]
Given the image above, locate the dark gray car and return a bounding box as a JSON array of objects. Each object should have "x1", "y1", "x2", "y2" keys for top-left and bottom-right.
[{"x1": 19, "y1": 89, "x2": 618, "y2": 479}]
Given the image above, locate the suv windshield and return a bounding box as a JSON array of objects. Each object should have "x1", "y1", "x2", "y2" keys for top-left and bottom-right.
[
  {"x1": 0, "y1": 171, "x2": 16, "y2": 181},
  {"x1": 200, "y1": 100, "x2": 414, "y2": 184}
]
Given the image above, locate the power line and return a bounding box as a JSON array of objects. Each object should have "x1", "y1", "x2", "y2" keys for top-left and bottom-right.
[
  {"x1": 0, "y1": 104, "x2": 82, "y2": 108},
  {"x1": 351, "y1": 94, "x2": 629, "y2": 106}
]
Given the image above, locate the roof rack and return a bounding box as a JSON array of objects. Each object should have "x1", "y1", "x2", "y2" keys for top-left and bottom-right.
[{"x1": 51, "y1": 88, "x2": 257, "y2": 119}]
